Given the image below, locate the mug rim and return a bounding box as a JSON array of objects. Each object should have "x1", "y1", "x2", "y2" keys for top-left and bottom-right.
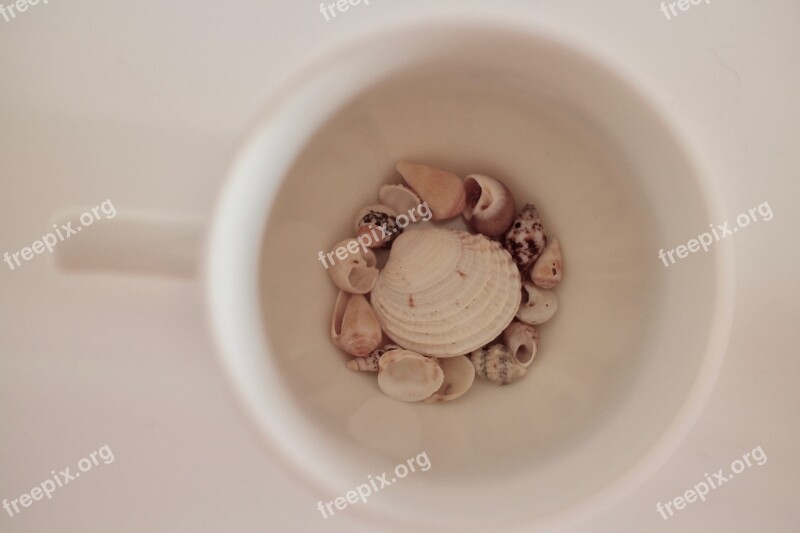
[{"x1": 204, "y1": 13, "x2": 735, "y2": 530}]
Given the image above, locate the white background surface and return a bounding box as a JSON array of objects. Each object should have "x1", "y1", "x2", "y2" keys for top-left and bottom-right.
[{"x1": 1, "y1": 1, "x2": 799, "y2": 531}]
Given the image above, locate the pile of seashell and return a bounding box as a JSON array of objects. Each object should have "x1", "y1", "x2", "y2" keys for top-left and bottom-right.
[{"x1": 327, "y1": 162, "x2": 563, "y2": 403}]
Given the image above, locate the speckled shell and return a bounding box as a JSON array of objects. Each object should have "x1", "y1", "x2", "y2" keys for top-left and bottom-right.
[
  {"x1": 470, "y1": 344, "x2": 527, "y2": 385},
  {"x1": 378, "y1": 349, "x2": 444, "y2": 402},
  {"x1": 353, "y1": 204, "x2": 402, "y2": 248},
  {"x1": 370, "y1": 228, "x2": 521, "y2": 357},
  {"x1": 504, "y1": 204, "x2": 547, "y2": 272}
]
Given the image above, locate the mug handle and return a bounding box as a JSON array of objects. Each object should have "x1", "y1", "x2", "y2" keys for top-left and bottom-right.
[{"x1": 50, "y1": 208, "x2": 204, "y2": 279}]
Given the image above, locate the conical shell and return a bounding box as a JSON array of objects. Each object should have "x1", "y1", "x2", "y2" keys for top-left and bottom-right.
[
  {"x1": 396, "y1": 162, "x2": 465, "y2": 221},
  {"x1": 378, "y1": 350, "x2": 444, "y2": 402},
  {"x1": 504, "y1": 204, "x2": 547, "y2": 272},
  {"x1": 530, "y1": 238, "x2": 562, "y2": 289},
  {"x1": 424, "y1": 355, "x2": 475, "y2": 403},
  {"x1": 331, "y1": 291, "x2": 382, "y2": 356},
  {"x1": 470, "y1": 344, "x2": 527, "y2": 385},
  {"x1": 370, "y1": 228, "x2": 521, "y2": 357},
  {"x1": 346, "y1": 344, "x2": 402, "y2": 372}
]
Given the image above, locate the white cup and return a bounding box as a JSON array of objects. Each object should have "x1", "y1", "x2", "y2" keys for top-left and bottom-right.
[{"x1": 58, "y1": 14, "x2": 734, "y2": 531}]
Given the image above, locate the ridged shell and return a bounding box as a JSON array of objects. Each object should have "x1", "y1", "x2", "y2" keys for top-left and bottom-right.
[
  {"x1": 370, "y1": 228, "x2": 521, "y2": 357},
  {"x1": 470, "y1": 344, "x2": 527, "y2": 385}
]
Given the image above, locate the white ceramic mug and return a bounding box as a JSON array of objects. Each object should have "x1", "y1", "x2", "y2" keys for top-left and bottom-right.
[{"x1": 56, "y1": 13, "x2": 734, "y2": 531}]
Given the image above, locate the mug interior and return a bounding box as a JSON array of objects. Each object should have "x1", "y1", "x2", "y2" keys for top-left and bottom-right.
[{"x1": 208, "y1": 19, "x2": 731, "y2": 531}]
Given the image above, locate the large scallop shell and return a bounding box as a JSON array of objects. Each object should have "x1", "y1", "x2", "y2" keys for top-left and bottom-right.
[{"x1": 370, "y1": 228, "x2": 521, "y2": 357}]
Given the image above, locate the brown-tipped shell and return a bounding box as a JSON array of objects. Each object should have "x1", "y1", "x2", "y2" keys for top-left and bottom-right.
[
  {"x1": 424, "y1": 355, "x2": 475, "y2": 403},
  {"x1": 469, "y1": 344, "x2": 527, "y2": 385},
  {"x1": 462, "y1": 174, "x2": 516, "y2": 237},
  {"x1": 331, "y1": 291, "x2": 382, "y2": 357},
  {"x1": 504, "y1": 204, "x2": 547, "y2": 272},
  {"x1": 353, "y1": 204, "x2": 401, "y2": 248},
  {"x1": 379, "y1": 184, "x2": 422, "y2": 215},
  {"x1": 530, "y1": 239, "x2": 562, "y2": 289},
  {"x1": 502, "y1": 322, "x2": 540, "y2": 368},
  {"x1": 347, "y1": 344, "x2": 402, "y2": 372},
  {"x1": 516, "y1": 281, "x2": 558, "y2": 325},
  {"x1": 378, "y1": 350, "x2": 444, "y2": 402},
  {"x1": 396, "y1": 161, "x2": 465, "y2": 221},
  {"x1": 326, "y1": 238, "x2": 379, "y2": 294}
]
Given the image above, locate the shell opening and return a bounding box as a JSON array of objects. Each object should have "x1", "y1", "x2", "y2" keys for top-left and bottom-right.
[
  {"x1": 463, "y1": 179, "x2": 482, "y2": 219},
  {"x1": 515, "y1": 344, "x2": 533, "y2": 365}
]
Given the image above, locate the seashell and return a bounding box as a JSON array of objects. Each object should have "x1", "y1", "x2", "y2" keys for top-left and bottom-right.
[
  {"x1": 396, "y1": 161, "x2": 465, "y2": 221},
  {"x1": 326, "y1": 238, "x2": 379, "y2": 294},
  {"x1": 347, "y1": 343, "x2": 403, "y2": 371},
  {"x1": 424, "y1": 355, "x2": 475, "y2": 403},
  {"x1": 462, "y1": 174, "x2": 517, "y2": 237},
  {"x1": 379, "y1": 184, "x2": 422, "y2": 215},
  {"x1": 353, "y1": 204, "x2": 401, "y2": 248},
  {"x1": 516, "y1": 281, "x2": 558, "y2": 325},
  {"x1": 370, "y1": 228, "x2": 521, "y2": 357},
  {"x1": 378, "y1": 349, "x2": 444, "y2": 402},
  {"x1": 331, "y1": 290, "x2": 382, "y2": 356},
  {"x1": 504, "y1": 204, "x2": 547, "y2": 272},
  {"x1": 469, "y1": 344, "x2": 527, "y2": 385},
  {"x1": 530, "y1": 238, "x2": 563, "y2": 289},
  {"x1": 502, "y1": 321, "x2": 540, "y2": 368}
]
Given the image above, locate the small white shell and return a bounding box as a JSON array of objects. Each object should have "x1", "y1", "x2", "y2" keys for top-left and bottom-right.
[
  {"x1": 424, "y1": 355, "x2": 475, "y2": 403},
  {"x1": 462, "y1": 174, "x2": 516, "y2": 237},
  {"x1": 347, "y1": 344, "x2": 402, "y2": 372},
  {"x1": 326, "y1": 238, "x2": 379, "y2": 294},
  {"x1": 530, "y1": 238, "x2": 562, "y2": 289},
  {"x1": 504, "y1": 204, "x2": 547, "y2": 272},
  {"x1": 516, "y1": 281, "x2": 558, "y2": 325},
  {"x1": 379, "y1": 184, "x2": 422, "y2": 215},
  {"x1": 378, "y1": 350, "x2": 444, "y2": 402},
  {"x1": 331, "y1": 291, "x2": 383, "y2": 356},
  {"x1": 470, "y1": 344, "x2": 527, "y2": 385},
  {"x1": 502, "y1": 321, "x2": 540, "y2": 368}
]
